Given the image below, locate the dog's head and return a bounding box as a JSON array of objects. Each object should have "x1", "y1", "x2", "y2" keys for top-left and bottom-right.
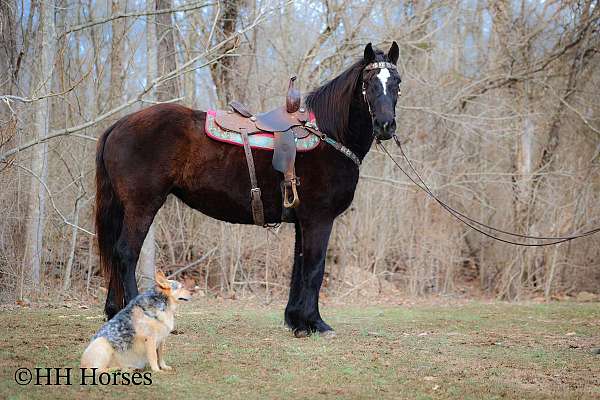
[{"x1": 155, "y1": 271, "x2": 192, "y2": 303}]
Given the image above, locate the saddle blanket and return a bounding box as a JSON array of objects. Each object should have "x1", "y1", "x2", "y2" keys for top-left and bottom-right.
[{"x1": 205, "y1": 110, "x2": 320, "y2": 152}]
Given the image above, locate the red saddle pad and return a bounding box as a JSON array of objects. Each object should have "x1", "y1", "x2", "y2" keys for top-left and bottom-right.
[{"x1": 205, "y1": 110, "x2": 320, "y2": 152}]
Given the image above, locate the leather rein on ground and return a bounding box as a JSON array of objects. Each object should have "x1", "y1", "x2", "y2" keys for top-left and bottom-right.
[{"x1": 377, "y1": 136, "x2": 600, "y2": 246}]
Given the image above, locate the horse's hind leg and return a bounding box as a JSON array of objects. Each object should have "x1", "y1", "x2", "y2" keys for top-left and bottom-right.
[
  {"x1": 105, "y1": 281, "x2": 121, "y2": 319},
  {"x1": 115, "y1": 200, "x2": 165, "y2": 306},
  {"x1": 104, "y1": 208, "x2": 160, "y2": 317}
]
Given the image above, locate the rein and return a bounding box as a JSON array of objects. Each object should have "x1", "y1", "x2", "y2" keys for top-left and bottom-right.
[{"x1": 377, "y1": 135, "x2": 600, "y2": 246}]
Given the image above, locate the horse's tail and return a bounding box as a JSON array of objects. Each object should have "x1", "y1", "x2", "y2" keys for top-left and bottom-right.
[{"x1": 95, "y1": 122, "x2": 124, "y2": 312}]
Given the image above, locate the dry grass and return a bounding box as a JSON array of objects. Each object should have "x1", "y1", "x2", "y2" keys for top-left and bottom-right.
[{"x1": 1, "y1": 300, "x2": 599, "y2": 399}]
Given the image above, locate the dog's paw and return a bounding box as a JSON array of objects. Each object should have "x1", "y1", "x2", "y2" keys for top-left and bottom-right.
[{"x1": 160, "y1": 365, "x2": 173, "y2": 371}]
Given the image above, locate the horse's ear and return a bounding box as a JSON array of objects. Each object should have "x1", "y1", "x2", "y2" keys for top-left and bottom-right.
[
  {"x1": 364, "y1": 43, "x2": 375, "y2": 63},
  {"x1": 388, "y1": 41, "x2": 399, "y2": 65}
]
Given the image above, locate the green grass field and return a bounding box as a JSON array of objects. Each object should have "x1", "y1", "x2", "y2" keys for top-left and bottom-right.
[{"x1": 1, "y1": 300, "x2": 599, "y2": 399}]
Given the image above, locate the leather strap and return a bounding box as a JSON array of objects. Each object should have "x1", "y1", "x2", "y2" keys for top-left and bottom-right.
[
  {"x1": 229, "y1": 100, "x2": 253, "y2": 118},
  {"x1": 240, "y1": 130, "x2": 265, "y2": 226},
  {"x1": 324, "y1": 136, "x2": 362, "y2": 166},
  {"x1": 303, "y1": 126, "x2": 362, "y2": 167},
  {"x1": 364, "y1": 61, "x2": 397, "y2": 71}
]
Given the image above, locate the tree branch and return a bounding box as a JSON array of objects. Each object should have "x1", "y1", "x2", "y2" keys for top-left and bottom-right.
[{"x1": 61, "y1": 1, "x2": 216, "y2": 37}]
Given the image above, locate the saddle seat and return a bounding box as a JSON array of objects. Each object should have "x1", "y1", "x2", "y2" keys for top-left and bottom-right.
[
  {"x1": 214, "y1": 106, "x2": 312, "y2": 139},
  {"x1": 257, "y1": 106, "x2": 309, "y2": 133},
  {"x1": 214, "y1": 76, "x2": 315, "y2": 136}
]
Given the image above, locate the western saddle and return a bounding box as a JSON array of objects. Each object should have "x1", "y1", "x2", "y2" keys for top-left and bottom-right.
[{"x1": 214, "y1": 76, "x2": 319, "y2": 226}]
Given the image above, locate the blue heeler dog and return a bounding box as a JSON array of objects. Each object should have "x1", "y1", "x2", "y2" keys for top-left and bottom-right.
[{"x1": 81, "y1": 271, "x2": 191, "y2": 371}]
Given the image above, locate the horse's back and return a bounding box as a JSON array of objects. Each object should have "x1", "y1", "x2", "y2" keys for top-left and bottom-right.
[{"x1": 101, "y1": 104, "x2": 203, "y2": 205}]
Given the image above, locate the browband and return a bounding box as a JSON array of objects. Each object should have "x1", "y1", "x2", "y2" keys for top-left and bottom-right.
[{"x1": 364, "y1": 61, "x2": 397, "y2": 71}]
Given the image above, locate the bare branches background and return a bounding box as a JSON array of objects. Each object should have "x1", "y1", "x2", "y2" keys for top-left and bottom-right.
[{"x1": 1, "y1": 0, "x2": 599, "y2": 303}]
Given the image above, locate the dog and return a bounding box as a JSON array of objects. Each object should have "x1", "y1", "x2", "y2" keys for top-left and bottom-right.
[{"x1": 81, "y1": 271, "x2": 191, "y2": 372}]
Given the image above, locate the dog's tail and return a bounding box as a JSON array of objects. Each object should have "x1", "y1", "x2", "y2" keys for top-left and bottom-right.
[{"x1": 95, "y1": 123, "x2": 125, "y2": 315}]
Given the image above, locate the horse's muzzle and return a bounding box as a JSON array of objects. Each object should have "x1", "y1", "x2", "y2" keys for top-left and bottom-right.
[{"x1": 374, "y1": 118, "x2": 396, "y2": 140}]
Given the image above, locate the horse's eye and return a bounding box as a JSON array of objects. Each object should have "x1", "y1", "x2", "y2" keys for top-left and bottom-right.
[{"x1": 398, "y1": 88, "x2": 402, "y2": 96}]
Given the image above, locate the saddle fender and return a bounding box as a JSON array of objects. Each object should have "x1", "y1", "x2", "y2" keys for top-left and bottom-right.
[{"x1": 272, "y1": 130, "x2": 296, "y2": 174}]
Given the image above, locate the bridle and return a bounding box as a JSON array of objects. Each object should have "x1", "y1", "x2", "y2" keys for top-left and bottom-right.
[{"x1": 361, "y1": 61, "x2": 401, "y2": 137}]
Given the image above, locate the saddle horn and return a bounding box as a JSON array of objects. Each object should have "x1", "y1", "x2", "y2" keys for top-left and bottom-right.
[{"x1": 286, "y1": 76, "x2": 301, "y2": 114}]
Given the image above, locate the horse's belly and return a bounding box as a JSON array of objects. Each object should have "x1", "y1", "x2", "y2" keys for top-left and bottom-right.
[
  {"x1": 175, "y1": 141, "x2": 284, "y2": 224},
  {"x1": 174, "y1": 190, "x2": 250, "y2": 223}
]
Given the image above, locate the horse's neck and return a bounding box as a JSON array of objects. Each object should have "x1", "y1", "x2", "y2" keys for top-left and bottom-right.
[{"x1": 343, "y1": 96, "x2": 374, "y2": 161}]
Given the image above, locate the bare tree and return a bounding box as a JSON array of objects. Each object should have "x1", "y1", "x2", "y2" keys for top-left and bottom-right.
[
  {"x1": 209, "y1": 0, "x2": 243, "y2": 106},
  {"x1": 23, "y1": 0, "x2": 56, "y2": 288},
  {"x1": 109, "y1": 0, "x2": 126, "y2": 110},
  {"x1": 0, "y1": 0, "x2": 17, "y2": 98},
  {"x1": 155, "y1": 0, "x2": 180, "y2": 101},
  {"x1": 139, "y1": 0, "x2": 160, "y2": 290}
]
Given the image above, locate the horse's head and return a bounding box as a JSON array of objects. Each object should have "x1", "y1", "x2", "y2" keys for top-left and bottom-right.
[{"x1": 361, "y1": 42, "x2": 401, "y2": 141}]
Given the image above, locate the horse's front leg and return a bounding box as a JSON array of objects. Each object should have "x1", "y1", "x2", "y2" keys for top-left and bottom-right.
[{"x1": 285, "y1": 218, "x2": 334, "y2": 337}]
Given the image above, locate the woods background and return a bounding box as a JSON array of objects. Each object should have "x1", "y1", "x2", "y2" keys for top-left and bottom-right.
[{"x1": 1, "y1": 0, "x2": 599, "y2": 304}]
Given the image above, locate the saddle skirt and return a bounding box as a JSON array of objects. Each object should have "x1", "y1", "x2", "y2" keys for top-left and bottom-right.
[{"x1": 205, "y1": 110, "x2": 320, "y2": 152}]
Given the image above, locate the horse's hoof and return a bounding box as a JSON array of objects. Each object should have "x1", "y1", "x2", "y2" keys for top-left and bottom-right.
[
  {"x1": 293, "y1": 329, "x2": 310, "y2": 338},
  {"x1": 319, "y1": 330, "x2": 336, "y2": 339}
]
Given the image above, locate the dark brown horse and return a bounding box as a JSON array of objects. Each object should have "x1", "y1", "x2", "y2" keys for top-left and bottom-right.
[{"x1": 96, "y1": 42, "x2": 401, "y2": 336}]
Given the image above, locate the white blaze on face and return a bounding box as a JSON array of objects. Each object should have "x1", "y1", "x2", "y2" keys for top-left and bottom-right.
[{"x1": 377, "y1": 68, "x2": 391, "y2": 96}]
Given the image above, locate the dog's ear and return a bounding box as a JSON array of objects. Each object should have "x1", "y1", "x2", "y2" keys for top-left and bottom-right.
[{"x1": 155, "y1": 270, "x2": 171, "y2": 291}]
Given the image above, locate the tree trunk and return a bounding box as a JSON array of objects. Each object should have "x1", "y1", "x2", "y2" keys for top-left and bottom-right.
[
  {"x1": 0, "y1": 0, "x2": 17, "y2": 97},
  {"x1": 183, "y1": 18, "x2": 197, "y2": 107},
  {"x1": 155, "y1": 0, "x2": 180, "y2": 102},
  {"x1": 62, "y1": 190, "x2": 82, "y2": 292},
  {"x1": 109, "y1": 0, "x2": 125, "y2": 109},
  {"x1": 0, "y1": 0, "x2": 18, "y2": 163},
  {"x1": 138, "y1": 0, "x2": 160, "y2": 290},
  {"x1": 209, "y1": 0, "x2": 242, "y2": 106},
  {"x1": 24, "y1": 0, "x2": 56, "y2": 288}
]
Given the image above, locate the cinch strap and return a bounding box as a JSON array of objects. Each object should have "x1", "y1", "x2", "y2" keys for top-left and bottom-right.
[{"x1": 240, "y1": 130, "x2": 265, "y2": 226}]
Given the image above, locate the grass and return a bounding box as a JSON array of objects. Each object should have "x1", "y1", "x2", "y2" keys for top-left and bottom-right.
[{"x1": 1, "y1": 300, "x2": 599, "y2": 399}]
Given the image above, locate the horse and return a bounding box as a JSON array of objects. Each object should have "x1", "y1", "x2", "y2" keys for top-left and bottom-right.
[{"x1": 95, "y1": 42, "x2": 401, "y2": 337}]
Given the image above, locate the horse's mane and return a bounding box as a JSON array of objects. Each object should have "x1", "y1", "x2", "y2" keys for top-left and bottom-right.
[{"x1": 305, "y1": 59, "x2": 367, "y2": 141}]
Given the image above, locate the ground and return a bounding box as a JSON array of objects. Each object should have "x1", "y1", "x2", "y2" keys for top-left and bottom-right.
[{"x1": 1, "y1": 299, "x2": 599, "y2": 399}]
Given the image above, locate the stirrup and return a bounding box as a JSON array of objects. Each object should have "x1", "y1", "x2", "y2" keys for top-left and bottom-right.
[{"x1": 282, "y1": 178, "x2": 300, "y2": 209}]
